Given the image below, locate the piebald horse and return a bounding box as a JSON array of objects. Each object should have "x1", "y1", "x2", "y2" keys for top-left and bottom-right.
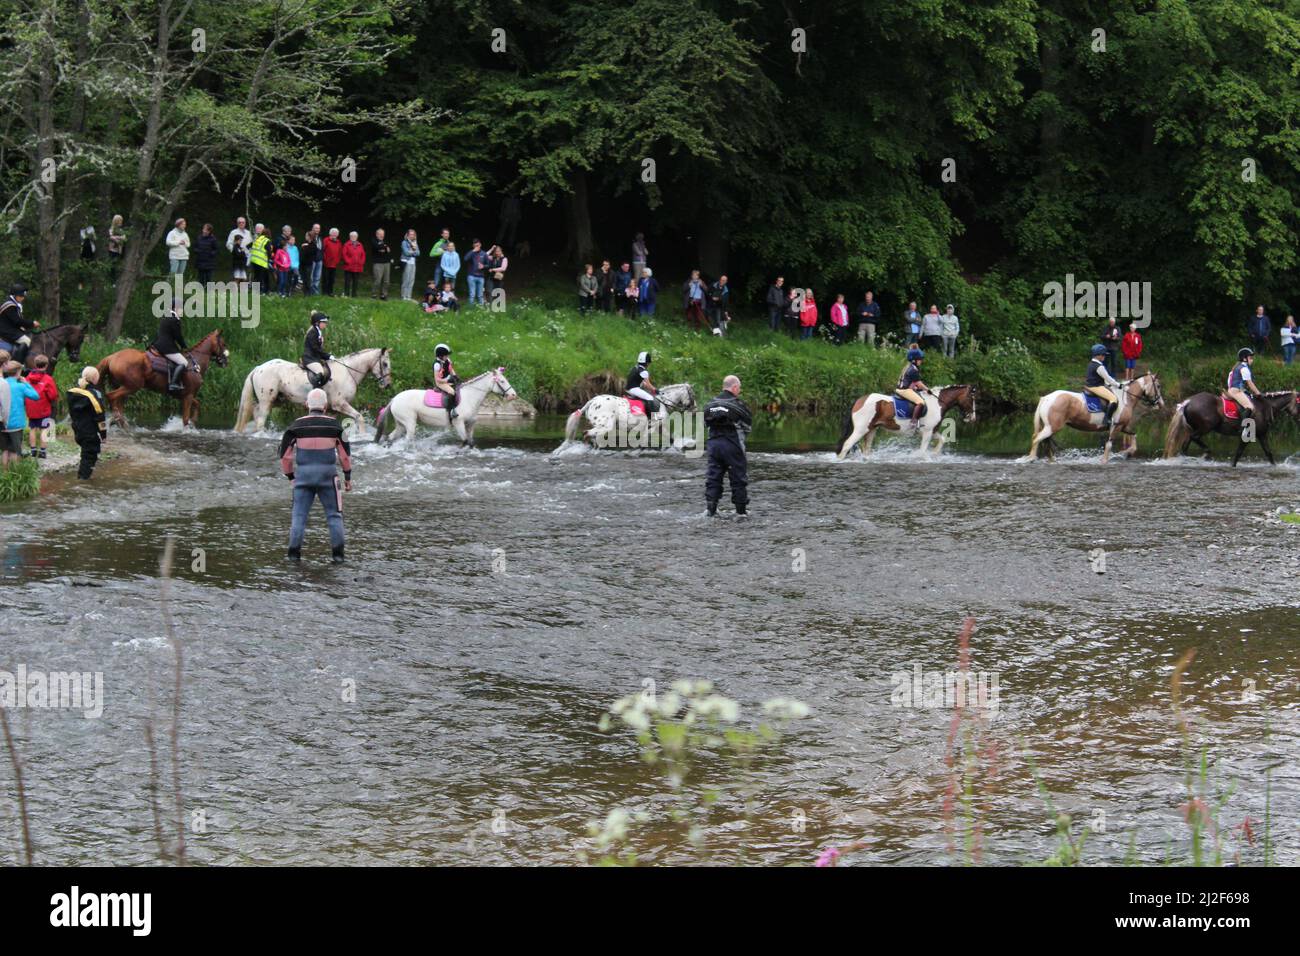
[
  {"x1": 374, "y1": 367, "x2": 518, "y2": 447},
  {"x1": 234, "y1": 347, "x2": 392, "y2": 434},
  {"x1": 561, "y1": 383, "x2": 697, "y2": 449},
  {"x1": 837, "y1": 384, "x2": 978, "y2": 458},
  {"x1": 1026, "y1": 372, "x2": 1164, "y2": 463}
]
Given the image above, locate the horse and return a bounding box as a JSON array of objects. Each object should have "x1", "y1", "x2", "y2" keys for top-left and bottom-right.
[
  {"x1": 23, "y1": 323, "x2": 86, "y2": 371},
  {"x1": 561, "y1": 383, "x2": 697, "y2": 450},
  {"x1": 234, "y1": 347, "x2": 393, "y2": 435},
  {"x1": 836, "y1": 384, "x2": 978, "y2": 458},
  {"x1": 1163, "y1": 389, "x2": 1299, "y2": 466},
  {"x1": 374, "y1": 367, "x2": 518, "y2": 447},
  {"x1": 96, "y1": 329, "x2": 230, "y2": 428},
  {"x1": 1026, "y1": 372, "x2": 1164, "y2": 463}
]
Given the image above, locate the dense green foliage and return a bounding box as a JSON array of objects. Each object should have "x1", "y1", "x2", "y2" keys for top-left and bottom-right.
[{"x1": 0, "y1": 459, "x2": 41, "y2": 502}]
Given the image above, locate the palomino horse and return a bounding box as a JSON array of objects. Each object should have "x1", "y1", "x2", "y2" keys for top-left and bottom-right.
[
  {"x1": 1026, "y1": 372, "x2": 1164, "y2": 463},
  {"x1": 374, "y1": 367, "x2": 517, "y2": 447},
  {"x1": 561, "y1": 383, "x2": 697, "y2": 449},
  {"x1": 96, "y1": 329, "x2": 230, "y2": 428},
  {"x1": 836, "y1": 384, "x2": 977, "y2": 458},
  {"x1": 1163, "y1": 389, "x2": 1299, "y2": 466},
  {"x1": 24, "y1": 323, "x2": 86, "y2": 371},
  {"x1": 234, "y1": 348, "x2": 393, "y2": 435}
]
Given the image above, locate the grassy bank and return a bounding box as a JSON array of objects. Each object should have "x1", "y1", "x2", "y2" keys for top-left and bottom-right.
[{"x1": 49, "y1": 280, "x2": 1300, "y2": 424}]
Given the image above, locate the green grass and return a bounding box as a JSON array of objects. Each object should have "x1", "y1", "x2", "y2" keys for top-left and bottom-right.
[{"x1": 0, "y1": 458, "x2": 41, "y2": 502}]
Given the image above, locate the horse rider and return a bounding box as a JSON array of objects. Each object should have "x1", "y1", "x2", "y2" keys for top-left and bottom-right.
[
  {"x1": 626, "y1": 350, "x2": 661, "y2": 420},
  {"x1": 302, "y1": 309, "x2": 333, "y2": 388},
  {"x1": 152, "y1": 301, "x2": 188, "y2": 393},
  {"x1": 433, "y1": 343, "x2": 459, "y2": 419},
  {"x1": 1084, "y1": 343, "x2": 1122, "y2": 427},
  {"x1": 0, "y1": 283, "x2": 37, "y2": 365},
  {"x1": 1227, "y1": 347, "x2": 1262, "y2": 430},
  {"x1": 895, "y1": 348, "x2": 930, "y2": 426},
  {"x1": 279, "y1": 387, "x2": 352, "y2": 563}
]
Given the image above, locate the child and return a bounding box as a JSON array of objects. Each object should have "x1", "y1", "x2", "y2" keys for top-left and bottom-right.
[
  {"x1": 273, "y1": 243, "x2": 292, "y2": 297},
  {"x1": 67, "y1": 366, "x2": 108, "y2": 480},
  {"x1": 437, "y1": 280, "x2": 459, "y2": 313},
  {"x1": 231, "y1": 235, "x2": 248, "y2": 283},
  {"x1": 830, "y1": 293, "x2": 849, "y2": 345},
  {"x1": 23, "y1": 354, "x2": 58, "y2": 459},
  {"x1": 422, "y1": 279, "x2": 441, "y2": 313},
  {"x1": 1121, "y1": 321, "x2": 1143, "y2": 380},
  {"x1": 3, "y1": 361, "x2": 38, "y2": 469},
  {"x1": 287, "y1": 235, "x2": 301, "y2": 295}
]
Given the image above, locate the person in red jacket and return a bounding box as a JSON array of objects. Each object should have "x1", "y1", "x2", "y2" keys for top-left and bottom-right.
[
  {"x1": 321, "y1": 227, "x2": 343, "y2": 296},
  {"x1": 799, "y1": 289, "x2": 819, "y2": 340},
  {"x1": 1121, "y1": 321, "x2": 1143, "y2": 381},
  {"x1": 23, "y1": 353, "x2": 59, "y2": 459},
  {"x1": 341, "y1": 230, "x2": 366, "y2": 297}
]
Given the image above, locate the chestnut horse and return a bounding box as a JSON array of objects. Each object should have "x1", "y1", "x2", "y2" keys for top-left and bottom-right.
[
  {"x1": 837, "y1": 384, "x2": 977, "y2": 458},
  {"x1": 96, "y1": 329, "x2": 230, "y2": 428},
  {"x1": 1025, "y1": 372, "x2": 1164, "y2": 463}
]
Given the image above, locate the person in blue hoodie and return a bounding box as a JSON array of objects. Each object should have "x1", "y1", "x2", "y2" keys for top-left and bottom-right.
[
  {"x1": 439, "y1": 241, "x2": 461, "y2": 294},
  {"x1": 2, "y1": 360, "x2": 39, "y2": 469}
]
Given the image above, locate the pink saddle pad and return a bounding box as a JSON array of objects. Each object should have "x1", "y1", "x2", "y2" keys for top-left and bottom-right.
[
  {"x1": 626, "y1": 397, "x2": 646, "y2": 417},
  {"x1": 424, "y1": 389, "x2": 447, "y2": 408}
]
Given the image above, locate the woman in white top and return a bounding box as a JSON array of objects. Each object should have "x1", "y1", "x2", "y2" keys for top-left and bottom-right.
[
  {"x1": 165, "y1": 218, "x2": 191, "y2": 275},
  {"x1": 1282, "y1": 314, "x2": 1297, "y2": 366}
]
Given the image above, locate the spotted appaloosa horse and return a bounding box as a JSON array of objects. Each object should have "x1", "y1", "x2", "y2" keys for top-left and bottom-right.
[
  {"x1": 1026, "y1": 372, "x2": 1164, "y2": 463},
  {"x1": 561, "y1": 382, "x2": 697, "y2": 449},
  {"x1": 837, "y1": 384, "x2": 977, "y2": 458}
]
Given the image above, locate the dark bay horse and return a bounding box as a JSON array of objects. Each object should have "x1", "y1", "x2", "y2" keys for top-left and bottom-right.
[
  {"x1": 24, "y1": 323, "x2": 87, "y2": 371},
  {"x1": 96, "y1": 329, "x2": 230, "y2": 428},
  {"x1": 1163, "y1": 390, "x2": 1299, "y2": 466}
]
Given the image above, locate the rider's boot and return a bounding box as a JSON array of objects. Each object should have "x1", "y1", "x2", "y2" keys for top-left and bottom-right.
[
  {"x1": 1103, "y1": 402, "x2": 1117, "y2": 429},
  {"x1": 12, "y1": 343, "x2": 28, "y2": 365},
  {"x1": 167, "y1": 361, "x2": 185, "y2": 393},
  {"x1": 911, "y1": 403, "x2": 924, "y2": 426}
]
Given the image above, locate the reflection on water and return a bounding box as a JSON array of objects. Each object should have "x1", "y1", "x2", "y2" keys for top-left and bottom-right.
[{"x1": 0, "y1": 410, "x2": 1297, "y2": 865}]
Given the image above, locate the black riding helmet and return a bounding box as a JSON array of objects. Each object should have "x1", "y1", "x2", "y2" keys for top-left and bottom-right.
[
  {"x1": 310, "y1": 309, "x2": 329, "y2": 326},
  {"x1": 638, "y1": 350, "x2": 651, "y2": 365},
  {"x1": 435, "y1": 343, "x2": 451, "y2": 359},
  {"x1": 9, "y1": 283, "x2": 26, "y2": 298},
  {"x1": 1238, "y1": 347, "x2": 1254, "y2": 361}
]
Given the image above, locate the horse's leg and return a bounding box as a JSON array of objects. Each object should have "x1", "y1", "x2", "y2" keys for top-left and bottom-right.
[
  {"x1": 1259, "y1": 433, "x2": 1276, "y2": 465},
  {"x1": 838, "y1": 417, "x2": 868, "y2": 458},
  {"x1": 336, "y1": 401, "x2": 366, "y2": 435},
  {"x1": 1231, "y1": 439, "x2": 1246, "y2": 467},
  {"x1": 862, "y1": 426, "x2": 879, "y2": 455}
]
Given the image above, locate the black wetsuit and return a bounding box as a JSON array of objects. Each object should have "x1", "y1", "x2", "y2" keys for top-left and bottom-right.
[
  {"x1": 67, "y1": 384, "x2": 108, "y2": 479},
  {"x1": 704, "y1": 390, "x2": 753, "y2": 513}
]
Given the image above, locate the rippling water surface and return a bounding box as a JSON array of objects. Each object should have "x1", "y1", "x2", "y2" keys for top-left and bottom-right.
[{"x1": 1, "y1": 411, "x2": 1297, "y2": 865}]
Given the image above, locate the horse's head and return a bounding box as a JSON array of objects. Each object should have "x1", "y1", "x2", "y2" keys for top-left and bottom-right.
[
  {"x1": 660, "y1": 383, "x2": 696, "y2": 411},
  {"x1": 373, "y1": 348, "x2": 393, "y2": 388},
  {"x1": 66, "y1": 324, "x2": 87, "y2": 363},
  {"x1": 1133, "y1": 371, "x2": 1163, "y2": 409},
  {"x1": 212, "y1": 330, "x2": 230, "y2": 368},
  {"x1": 492, "y1": 366, "x2": 517, "y2": 400},
  {"x1": 946, "y1": 384, "x2": 977, "y2": 423}
]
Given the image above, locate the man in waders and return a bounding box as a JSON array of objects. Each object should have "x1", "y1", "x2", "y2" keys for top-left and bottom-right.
[
  {"x1": 704, "y1": 374, "x2": 752, "y2": 517},
  {"x1": 279, "y1": 388, "x2": 352, "y2": 562}
]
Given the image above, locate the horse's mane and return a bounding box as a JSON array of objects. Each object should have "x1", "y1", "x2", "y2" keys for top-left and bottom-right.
[{"x1": 1261, "y1": 389, "x2": 1295, "y2": 398}]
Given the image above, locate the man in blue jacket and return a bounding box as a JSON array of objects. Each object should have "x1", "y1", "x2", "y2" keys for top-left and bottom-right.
[{"x1": 1248, "y1": 305, "x2": 1272, "y2": 354}]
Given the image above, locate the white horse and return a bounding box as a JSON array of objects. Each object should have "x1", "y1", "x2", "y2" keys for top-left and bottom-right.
[
  {"x1": 374, "y1": 367, "x2": 517, "y2": 447},
  {"x1": 837, "y1": 384, "x2": 977, "y2": 458},
  {"x1": 561, "y1": 383, "x2": 696, "y2": 449},
  {"x1": 234, "y1": 347, "x2": 393, "y2": 434}
]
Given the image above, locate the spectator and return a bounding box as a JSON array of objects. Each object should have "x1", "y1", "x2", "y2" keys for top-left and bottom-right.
[
  {"x1": 67, "y1": 366, "x2": 108, "y2": 480},
  {"x1": 578, "y1": 264, "x2": 598, "y2": 314},
  {"x1": 341, "y1": 231, "x2": 366, "y2": 297},
  {"x1": 275, "y1": 224, "x2": 292, "y2": 251},
  {"x1": 1100, "y1": 316, "x2": 1122, "y2": 373},
  {"x1": 708, "y1": 274, "x2": 730, "y2": 335},
  {"x1": 1248, "y1": 305, "x2": 1271, "y2": 355},
  {"x1": 107, "y1": 214, "x2": 127, "y2": 283},
  {"x1": 940, "y1": 304, "x2": 960, "y2": 358},
  {"x1": 766, "y1": 277, "x2": 785, "y2": 332},
  {"x1": 904, "y1": 301, "x2": 921, "y2": 344},
  {"x1": 2, "y1": 361, "x2": 37, "y2": 469},
  {"x1": 309, "y1": 224, "x2": 324, "y2": 294},
  {"x1": 486, "y1": 245, "x2": 508, "y2": 303},
  {"x1": 439, "y1": 241, "x2": 461, "y2": 293},
  {"x1": 273, "y1": 240, "x2": 292, "y2": 297},
  {"x1": 783, "y1": 287, "x2": 800, "y2": 335},
  {"x1": 922, "y1": 305, "x2": 943, "y2": 349},
  {"x1": 799, "y1": 289, "x2": 819, "y2": 340},
  {"x1": 437, "y1": 280, "x2": 459, "y2": 313},
  {"x1": 615, "y1": 262, "x2": 635, "y2": 316},
  {"x1": 399, "y1": 229, "x2": 419, "y2": 301},
  {"x1": 632, "y1": 232, "x2": 649, "y2": 278},
  {"x1": 830, "y1": 293, "x2": 849, "y2": 345},
  {"x1": 165, "y1": 218, "x2": 190, "y2": 275},
  {"x1": 856, "y1": 291, "x2": 880, "y2": 345},
  {"x1": 430, "y1": 228, "x2": 451, "y2": 287},
  {"x1": 597, "y1": 260, "x2": 617, "y2": 313},
  {"x1": 683, "y1": 269, "x2": 707, "y2": 331},
  {"x1": 287, "y1": 235, "x2": 301, "y2": 294},
  {"x1": 193, "y1": 223, "x2": 219, "y2": 285},
  {"x1": 370, "y1": 228, "x2": 393, "y2": 300},
  {"x1": 299, "y1": 226, "x2": 321, "y2": 296},
  {"x1": 638, "y1": 268, "x2": 659, "y2": 317},
  {"x1": 22, "y1": 354, "x2": 57, "y2": 460},
  {"x1": 421, "y1": 279, "x2": 439, "y2": 313},
  {"x1": 1121, "y1": 321, "x2": 1143, "y2": 380},
  {"x1": 249, "y1": 223, "x2": 272, "y2": 295},
  {"x1": 464, "y1": 240, "x2": 488, "y2": 307},
  {"x1": 321, "y1": 227, "x2": 342, "y2": 296},
  {"x1": 224, "y1": 217, "x2": 251, "y2": 256},
  {"x1": 230, "y1": 234, "x2": 249, "y2": 284},
  {"x1": 1282, "y1": 315, "x2": 1297, "y2": 366}
]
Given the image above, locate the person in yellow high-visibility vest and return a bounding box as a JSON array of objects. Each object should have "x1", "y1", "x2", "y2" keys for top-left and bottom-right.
[{"x1": 248, "y1": 223, "x2": 272, "y2": 295}]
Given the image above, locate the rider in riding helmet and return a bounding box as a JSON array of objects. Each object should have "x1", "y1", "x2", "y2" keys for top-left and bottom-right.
[
  {"x1": 1227, "y1": 347, "x2": 1262, "y2": 430},
  {"x1": 152, "y1": 299, "x2": 188, "y2": 393},
  {"x1": 625, "y1": 350, "x2": 661, "y2": 419},
  {"x1": 433, "y1": 343, "x2": 459, "y2": 419},
  {"x1": 895, "y1": 348, "x2": 929, "y2": 425},
  {"x1": 0, "y1": 283, "x2": 38, "y2": 365},
  {"x1": 302, "y1": 310, "x2": 333, "y2": 388},
  {"x1": 1085, "y1": 343, "x2": 1122, "y2": 427}
]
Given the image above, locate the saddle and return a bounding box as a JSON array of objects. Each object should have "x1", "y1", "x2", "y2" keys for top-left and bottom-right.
[
  {"x1": 146, "y1": 347, "x2": 198, "y2": 376},
  {"x1": 892, "y1": 395, "x2": 915, "y2": 418},
  {"x1": 423, "y1": 389, "x2": 449, "y2": 408},
  {"x1": 1082, "y1": 391, "x2": 1107, "y2": 413},
  {"x1": 626, "y1": 397, "x2": 647, "y2": 417},
  {"x1": 1220, "y1": 394, "x2": 1241, "y2": 420},
  {"x1": 0, "y1": 338, "x2": 14, "y2": 353}
]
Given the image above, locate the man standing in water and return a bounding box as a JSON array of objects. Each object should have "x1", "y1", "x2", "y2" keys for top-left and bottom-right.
[
  {"x1": 279, "y1": 388, "x2": 352, "y2": 562},
  {"x1": 704, "y1": 374, "x2": 752, "y2": 517}
]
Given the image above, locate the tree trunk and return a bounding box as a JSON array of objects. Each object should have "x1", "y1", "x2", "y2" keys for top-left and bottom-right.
[
  {"x1": 697, "y1": 211, "x2": 728, "y2": 278},
  {"x1": 562, "y1": 168, "x2": 595, "y2": 266}
]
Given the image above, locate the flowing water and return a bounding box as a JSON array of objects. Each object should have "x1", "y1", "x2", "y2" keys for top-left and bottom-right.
[{"x1": 1, "y1": 409, "x2": 1298, "y2": 865}]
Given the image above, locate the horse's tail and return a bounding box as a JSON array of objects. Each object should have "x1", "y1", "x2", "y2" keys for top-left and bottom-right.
[
  {"x1": 375, "y1": 403, "x2": 390, "y2": 439},
  {"x1": 1027, "y1": 397, "x2": 1047, "y2": 459},
  {"x1": 564, "y1": 405, "x2": 584, "y2": 442},
  {"x1": 95, "y1": 356, "x2": 113, "y2": 391},
  {"x1": 1163, "y1": 402, "x2": 1190, "y2": 459},
  {"x1": 836, "y1": 400, "x2": 857, "y2": 452},
  {"x1": 234, "y1": 368, "x2": 256, "y2": 432}
]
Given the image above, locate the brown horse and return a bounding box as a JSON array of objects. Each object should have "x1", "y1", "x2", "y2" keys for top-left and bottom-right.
[
  {"x1": 25, "y1": 323, "x2": 87, "y2": 372},
  {"x1": 1025, "y1": 372, "x2": 1164, "y2": 463},
  {"x1": 96, "y1": 329, "x2": 229, "y2": 428},
  {"x1": 1163, "y1": 389, "x2": 1299, "y2": 466},
  {"x1": 837, "y1": 384, "x2": 977, "y2": 457}
]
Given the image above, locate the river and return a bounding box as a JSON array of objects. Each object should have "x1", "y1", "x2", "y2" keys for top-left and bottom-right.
[{"x1": 1, "y1": 410, "x2": 1297, "y2": 865}]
